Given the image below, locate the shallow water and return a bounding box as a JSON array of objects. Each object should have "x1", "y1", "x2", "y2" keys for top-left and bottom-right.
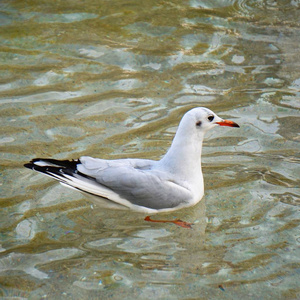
[{"x1": 0, "y1": 0, "x2": 300, "y2": 299}]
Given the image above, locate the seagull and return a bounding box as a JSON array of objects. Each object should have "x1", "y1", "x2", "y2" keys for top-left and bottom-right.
[{"x1": 24, "y1": 107, "x2": 239, "y2": 214}]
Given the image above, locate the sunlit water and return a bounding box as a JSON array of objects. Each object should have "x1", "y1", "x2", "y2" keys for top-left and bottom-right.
[{"x1": 0, "y1": 0, "x2": 300, "y2": 299}]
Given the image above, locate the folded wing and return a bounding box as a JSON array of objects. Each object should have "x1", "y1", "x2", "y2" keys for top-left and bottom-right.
[{"x1": 78, "y1": 156, "x2": 192, "y2": 210}]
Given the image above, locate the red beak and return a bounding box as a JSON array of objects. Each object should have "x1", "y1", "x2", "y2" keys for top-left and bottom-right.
[{"x1": 216, "y1": 120, "x2": 240, "y2": 128}]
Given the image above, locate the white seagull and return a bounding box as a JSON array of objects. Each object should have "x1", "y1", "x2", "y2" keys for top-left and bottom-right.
[{"x1": 24, "y1": 107, "x2": 239, "y2": 214}]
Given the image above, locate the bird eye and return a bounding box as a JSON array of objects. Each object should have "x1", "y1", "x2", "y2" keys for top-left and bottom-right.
[{"x1": 208, "y1": 115, "x2": 214, "y2": 122}]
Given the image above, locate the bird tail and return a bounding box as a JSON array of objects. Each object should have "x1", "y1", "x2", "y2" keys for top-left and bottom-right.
[{"x1": 24, "y1": 158, "x2": 116, "y2": 201}]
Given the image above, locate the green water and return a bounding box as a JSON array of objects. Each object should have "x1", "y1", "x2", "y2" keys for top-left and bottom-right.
[{"x1": 0, "y1": 0, "x2": 299, "y2": 299}]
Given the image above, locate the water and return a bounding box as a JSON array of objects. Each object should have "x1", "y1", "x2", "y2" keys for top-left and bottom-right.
[{"x1": 1, "y1": 0, "x2": 300, "y2": 299}]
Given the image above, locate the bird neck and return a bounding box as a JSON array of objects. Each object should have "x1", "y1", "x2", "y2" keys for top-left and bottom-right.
[{"x1": 159, "y1": 131, "x2": 204, "y2": 179}]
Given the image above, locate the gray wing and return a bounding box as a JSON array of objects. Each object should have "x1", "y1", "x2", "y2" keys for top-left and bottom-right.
[{"x1": 78, "y1": 156, "x2": 192, "y2": 210}]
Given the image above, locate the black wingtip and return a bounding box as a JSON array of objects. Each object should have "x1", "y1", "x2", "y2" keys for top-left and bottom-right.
[
  {"x1": 24, "y1": 162, "x2": 34, "y2": 169},
  {"x1": 23, "y1": 158, "x2": 81, "y2": 176},
  {"x1": 24, "y1": 158, "x2": 45, "y2": 170}
]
